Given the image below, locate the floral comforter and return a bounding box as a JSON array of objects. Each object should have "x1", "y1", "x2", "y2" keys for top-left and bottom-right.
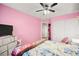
[{"x1": 22, "y1": 41, "x2": 79, "y2": 56}]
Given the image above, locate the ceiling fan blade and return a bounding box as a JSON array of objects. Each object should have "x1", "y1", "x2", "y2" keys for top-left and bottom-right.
[
  {"x1": 51, "y1": 3, "x2": 58, "y2": 7},
  {"x1": 44, "y1": 3, "x2": 48, "y2": 7},
  {"x1": 40, "y1": 3, "x2": 44, "y2": 8},
  {"x1": 36, "y1": 10, "x2": 43, "y2": 12},
  {"x1": 49, "y1": 9, "x2": 55, "y2": 12}
]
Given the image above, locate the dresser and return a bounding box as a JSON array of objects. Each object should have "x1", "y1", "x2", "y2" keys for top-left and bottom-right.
[{"x1": 0, "y1": 35, "x2": 17, "y2": 56}]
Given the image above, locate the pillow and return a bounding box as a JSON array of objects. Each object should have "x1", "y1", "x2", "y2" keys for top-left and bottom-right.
[{"x1": 61, "y1": 37, "x2": 70, "y2": 44}]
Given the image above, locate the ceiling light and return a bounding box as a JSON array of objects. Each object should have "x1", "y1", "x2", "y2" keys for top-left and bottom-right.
[{"x1": 43, "y1": 10, "x2": 50, "y2": 15}]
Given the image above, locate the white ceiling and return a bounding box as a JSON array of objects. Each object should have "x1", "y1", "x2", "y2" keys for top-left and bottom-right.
[{"x1": 3, "y1": 3, "x2": 79, "y2": 20}]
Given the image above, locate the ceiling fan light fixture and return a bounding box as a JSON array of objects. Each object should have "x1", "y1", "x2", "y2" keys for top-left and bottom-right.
[{"x1": 43, "y1": 10, "x2": 50, "y2": 15}]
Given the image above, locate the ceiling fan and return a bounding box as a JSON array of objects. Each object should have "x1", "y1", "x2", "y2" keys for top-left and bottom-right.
[{"x1": 36, "y1": 3, "x2": 58, "y2": 15}]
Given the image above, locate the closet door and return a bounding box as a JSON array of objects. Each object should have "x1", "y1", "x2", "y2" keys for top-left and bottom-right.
[
  {"x1": 52, "y1": 19, "x2": 78, "y2": 41},
  {"x1": 52, "y1": 20, "x2": 65, "y2": 41},
  {"x1": 64, "y1": 20, "x2": 78, "y2": 38}
]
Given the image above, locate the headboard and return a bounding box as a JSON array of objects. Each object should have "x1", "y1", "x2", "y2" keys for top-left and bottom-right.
[{"x1": 0, "y1": 24, "x2": 13, "y2": 36}]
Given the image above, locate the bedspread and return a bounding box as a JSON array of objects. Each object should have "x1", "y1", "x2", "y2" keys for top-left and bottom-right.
[{"x1": 22, "y1": 41, "x2": 79, "y2": 56}]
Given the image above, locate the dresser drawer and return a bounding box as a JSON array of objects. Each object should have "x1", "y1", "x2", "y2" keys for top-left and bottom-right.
[
  {"x1": 0, "y1": 45, "x2": 7, "y2": 53},
  {"x1": 0, "y1": 39, "x2": 2, "y2": 46},
  {"x1": 0, "y1": 51, "x2": 7, "y2": 56},
  {"x1": 2, "y1": 38, "x2": 11, "y2": 45},
  {"x1": 8, "y1": 41, "x2": 17, "y2": 49}
]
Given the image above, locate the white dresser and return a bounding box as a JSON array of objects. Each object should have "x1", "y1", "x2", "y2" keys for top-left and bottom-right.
[{"x1": 0, "y1": 35, "x2": 17, "y2": 56}]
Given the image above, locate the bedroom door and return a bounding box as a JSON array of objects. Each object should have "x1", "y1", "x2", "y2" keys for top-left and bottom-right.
[{"x1": 42, "y1": 23, "x2": 48, "y2": 39}]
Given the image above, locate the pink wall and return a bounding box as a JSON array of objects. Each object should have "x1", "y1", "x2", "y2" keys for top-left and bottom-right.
[
  {"x1": 50, "y1": 12, "x2": 79, "y2": 40},
  {"x1": 0, "y1": 4, "x2": 41, "y2": 44}
]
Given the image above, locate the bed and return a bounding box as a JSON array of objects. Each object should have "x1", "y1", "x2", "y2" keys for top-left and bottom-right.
[{"x1": 11, "y1": 38, "x2": 79, "y2": 56}]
